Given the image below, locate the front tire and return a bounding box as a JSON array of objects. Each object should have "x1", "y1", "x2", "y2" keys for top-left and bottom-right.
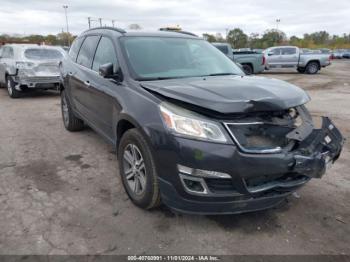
[
  {"x1": 61, "y1": 90, "x2": 84, "y2": 131},
  {"x1": 118, "y1": 128, "x2": 161, "y2": 210},
  {"x1": 305, "y1": 62, "x2": 319, "y2": 74},
  {"x1": 6, "y1": 76, "x2": 21, "y2": 98}
]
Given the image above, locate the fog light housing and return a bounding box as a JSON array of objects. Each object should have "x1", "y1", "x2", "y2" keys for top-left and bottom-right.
[{"x1": 177, "y1": 164, "x2": 231, "y2": 179}]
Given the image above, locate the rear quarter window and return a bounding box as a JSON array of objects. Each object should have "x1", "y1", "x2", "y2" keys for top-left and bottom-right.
[{"x1": 68, "y1": 37, "x2": 85, "y2": 61}]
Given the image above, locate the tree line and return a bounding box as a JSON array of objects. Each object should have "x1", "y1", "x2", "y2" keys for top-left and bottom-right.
[
  {"x1": 0, "y1": 32, "x2": 75, "y2": 46},
  {"x1": 1, "y1": 28, "x2": 350, "y2": 49},
  {"x1": 203, "y1": 28, "x2": 350, "y2": 49}
]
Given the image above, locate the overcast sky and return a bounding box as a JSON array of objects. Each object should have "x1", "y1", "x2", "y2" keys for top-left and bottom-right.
[{"x1": 0, "y1": 0, "x2": 349, "y2": 37}]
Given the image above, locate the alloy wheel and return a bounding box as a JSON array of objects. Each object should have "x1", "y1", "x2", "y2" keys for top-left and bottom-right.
[{"x1": 123, "y1": 144, "x2": 147, "y2": 195}]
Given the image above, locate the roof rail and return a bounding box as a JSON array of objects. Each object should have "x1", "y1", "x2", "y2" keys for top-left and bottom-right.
[
  {"x1": 159, "y1": 28, "x2": 198, "y2": 37},
  {"x1": 176, "y1": 31, "x2": 198, "y2": 37},
  {"x1": 85, "y1": 26, "x2": 126, "y2": 34}
]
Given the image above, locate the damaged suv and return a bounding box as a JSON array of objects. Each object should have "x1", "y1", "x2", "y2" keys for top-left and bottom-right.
[{"x1": 60, "y1": 27, "x2": 343, "y2": 214}]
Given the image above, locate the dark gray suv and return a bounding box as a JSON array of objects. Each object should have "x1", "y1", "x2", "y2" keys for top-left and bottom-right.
[{"x1": 60, "y1": 27, "x2": 343, "y2": 214}]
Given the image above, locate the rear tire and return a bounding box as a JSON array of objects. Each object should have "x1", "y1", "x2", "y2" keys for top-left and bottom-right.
[
  {"x1": 6, "y1": 76, "x2": 21, "y2": 98},
  {"x1": 118, "y1": 128, "x2": 161, "y2": 210},
  {"x1": 242, "y1": 64, "x2": 253, "y2": 75},
  {"x1": 305, "y1": 62, "x2": 319, "y2": 74},
  {"x1": 61, "y1": 90, "x2": 84, "y2": 131}
]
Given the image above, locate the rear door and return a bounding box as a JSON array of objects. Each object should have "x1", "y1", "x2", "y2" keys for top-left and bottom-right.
[
  {"x1": 87, "y1": 36, "x2": 121, "y2": 140},
  {"x1": 70, "y1": 35, "x2": 100, "y2": 121},
  {"x1": 280, "y1": 47, "x2": 298, "y2": 67}
]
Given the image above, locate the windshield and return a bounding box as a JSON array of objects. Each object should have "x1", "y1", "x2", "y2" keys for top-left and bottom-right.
[
  {"x1": 120, "y1": 36, "x2": 243, "y2": 80},
  {"x1": 24, "y1": 48, "x2": 63, "y2": 60}
]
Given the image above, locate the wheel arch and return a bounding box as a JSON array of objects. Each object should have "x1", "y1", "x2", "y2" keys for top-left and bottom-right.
[
  {"x1": 115, "y1": 114, "x2": 156, "y2": 155},
  {"x1": 306, "y1": 60, "x2": 321, "y2": 69}
]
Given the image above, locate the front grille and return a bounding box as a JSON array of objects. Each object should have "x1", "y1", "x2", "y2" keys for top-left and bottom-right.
[
  {"x1": 224, "y1": 122, "x2": 293, "y2": 153},
  {"x1": 205, "y1": 178, "x2": 237, "y2": 194}
]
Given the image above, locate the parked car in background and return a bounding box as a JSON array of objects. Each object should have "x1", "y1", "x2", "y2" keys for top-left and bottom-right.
[
  {"x1": 319, "y1": 48, "x2": 331, "y2": 54},
  {"x1": 212, "y1": 42, "x2": 265, "y2": 74},
  {"x1": 0, "y1": 44, "x2": 65, "y2": 98},
  {"x1": 342, "y1": 50, "x2": 350, "y2": 59},
  {"x1": 264, "y1": 46, "x2": 331, "y2": 74},
  {"x1": 60, "y1": 27, "x2": 343, "y2": 214},
  {"x1": 333, "y1": 49, "x2": 344, "y2": 59}
]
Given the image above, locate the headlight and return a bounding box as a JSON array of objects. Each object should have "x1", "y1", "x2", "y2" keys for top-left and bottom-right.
[
  {"x1": 159, "y1": 102, "x2": 228, "y2": 143},
  {"x1": 16, "y1": 61, "x2": 34, "y2": 69}
]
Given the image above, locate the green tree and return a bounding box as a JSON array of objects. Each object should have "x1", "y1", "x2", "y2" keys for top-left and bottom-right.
[
  {"x1": 248, "y1": 33, "x2": 262, "y2": 48},
  {"x1": 57, "y1": 32, "x2": 75, "y2": 46},
  {"x1": 261, "y1": 29, "x2": 286, "y2": 48},
  {"x1": 45, "y1": 34, "x2": 58, "y2": 45},
  {"x1": 226, "y1": 28, "x2": 248, "y2": 48},
  {"x1": 202, "y1": 33, "x2": 217, "y2": 42}
]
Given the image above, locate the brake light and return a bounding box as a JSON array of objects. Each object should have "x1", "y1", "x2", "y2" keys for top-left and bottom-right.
[{"x1": 262, "y1": 56, "x2": 266, "y2": 65}]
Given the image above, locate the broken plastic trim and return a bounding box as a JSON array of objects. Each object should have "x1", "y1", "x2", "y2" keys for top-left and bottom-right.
[{"x1": 223, "y1": 106, "x2": 314, "y2": 154}]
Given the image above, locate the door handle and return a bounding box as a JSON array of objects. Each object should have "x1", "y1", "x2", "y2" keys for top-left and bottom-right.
[{"x1": 84, "y1": 80, "x2": 90, "y2": 87}]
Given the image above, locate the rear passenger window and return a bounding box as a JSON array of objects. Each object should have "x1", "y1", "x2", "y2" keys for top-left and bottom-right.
[
  {"x1": 92, "y1": 37, "x2": 118, "y2": 72},
  {"x1": 281, "y1": 48, "x2": 296, "y2": 55},
  {"x1": 76, "y1": 35, "x2": 100, "y2": 68},
  {"x1": 69, "y1": 37, "x2": 85, "y2": 61}
]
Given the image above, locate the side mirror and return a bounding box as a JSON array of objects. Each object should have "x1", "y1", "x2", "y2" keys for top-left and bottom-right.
[
  {"x1": 99, "y1": 63, "x2": 124, "y2": 83},
  {"x1": 99, "y1": 63, "x2": 114, "y2": 78},
  {"x1": 267, "y1": 52, "x2": 274, "y2": 56}
]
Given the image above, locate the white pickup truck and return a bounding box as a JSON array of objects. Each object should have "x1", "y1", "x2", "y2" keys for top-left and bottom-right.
[{"x1": 264, "y1": 46, "x2": 331, "y2": 74}]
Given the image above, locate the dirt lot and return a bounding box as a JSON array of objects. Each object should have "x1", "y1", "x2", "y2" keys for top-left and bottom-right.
[{"x1": 0, "y1": 61, "x2": 349, "y2": 255}]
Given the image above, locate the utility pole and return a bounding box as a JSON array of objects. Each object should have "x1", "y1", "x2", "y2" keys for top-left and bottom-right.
[
  {"x1": 98, "y1": 18, "x2": 102, "y2": 27},
  {"x1": 112, "y1": 20, "x2": 115, "y2": 27},
  {"x1": 88, "y1": 17, "x2": 91, "y2": 29},
  {"x1": 225, "y1": 28, "x2": 229, "y2": 40},
  {"x1": 62, "y1": 5, "x2": 70, "y2": 46}
]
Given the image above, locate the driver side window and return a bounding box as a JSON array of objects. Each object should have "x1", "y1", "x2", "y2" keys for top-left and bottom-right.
[{"x1": 92, "y1": 37, "x2": 119, "y2": 73}]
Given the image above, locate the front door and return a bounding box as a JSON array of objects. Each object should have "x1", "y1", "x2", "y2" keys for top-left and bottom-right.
[
  {"x1": 266, "y1": 47, "x2": 282, "y2": 68},
  {"x1": 280, "y1": 47, "x2": 299, "y2": 68}
]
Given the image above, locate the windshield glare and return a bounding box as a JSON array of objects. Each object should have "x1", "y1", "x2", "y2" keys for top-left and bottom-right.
[
  {"x1": 24, "y1": 48, "x2": 63, "y2": 60},
  {"x1": 121, "y1": 37, "x2": 243, "y2": 80}
]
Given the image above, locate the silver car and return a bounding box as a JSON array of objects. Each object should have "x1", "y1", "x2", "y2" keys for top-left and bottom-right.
[
  {"x1": 0, "y1": 44, "x2": 65, "y2": 98},
  {"x1": 264, "y1": 46, "x2": 331, "y2": 74}
]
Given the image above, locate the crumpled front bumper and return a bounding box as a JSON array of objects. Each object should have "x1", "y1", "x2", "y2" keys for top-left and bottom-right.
[
  {"x1": 156, "y1": 116, "x2": 344, "y2": 215},
  {"x1": 292, "y1": 117, "x2": 343, "y2": 178}
]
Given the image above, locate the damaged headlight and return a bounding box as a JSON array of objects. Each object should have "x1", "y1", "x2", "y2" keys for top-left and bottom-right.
[{"x1": 159, "y1": 102, "x2": 228, "y2": 143}]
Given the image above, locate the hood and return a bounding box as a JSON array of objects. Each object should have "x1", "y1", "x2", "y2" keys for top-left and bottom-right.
[{"x1": 141, "y1": 75, "x2": 310, "y2": 114}]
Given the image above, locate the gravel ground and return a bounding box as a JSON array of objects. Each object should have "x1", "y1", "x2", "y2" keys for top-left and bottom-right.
[{"x1": 0, "y1": 60, "x2": 349, "y2": 255}]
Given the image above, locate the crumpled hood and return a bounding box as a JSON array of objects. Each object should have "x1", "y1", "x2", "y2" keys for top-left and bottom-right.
[{"x1": 141, "y1": 75, "x2": 310, "y2": 114}]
